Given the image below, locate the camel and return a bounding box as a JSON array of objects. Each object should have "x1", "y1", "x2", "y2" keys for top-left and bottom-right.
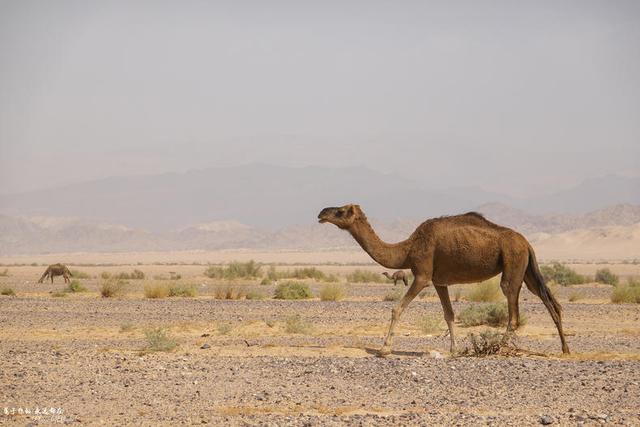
[
  {"x1": 382, "y1": 271, "x2": 409, "y2": 286},
  {"x1": 318, "y1": 204, "x2": 569, "y2": 355},
  {"x1": 38, "y1": 264, "x2": 73, "y2": 284}
]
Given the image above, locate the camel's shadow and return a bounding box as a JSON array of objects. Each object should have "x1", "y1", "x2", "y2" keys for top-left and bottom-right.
[{"x1": 362, "y1": 347, "x2": 429, "y2": 358}]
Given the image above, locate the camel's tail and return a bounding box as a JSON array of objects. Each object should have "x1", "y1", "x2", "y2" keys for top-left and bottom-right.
[{"x1": 524, "y1": 244, "x2": 569, "y2": 354}]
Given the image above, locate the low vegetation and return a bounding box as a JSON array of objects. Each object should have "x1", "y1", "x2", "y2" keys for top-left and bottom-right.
[
  {"x1": 0, "y1": 286, "x2": 16, "y2": 296},
  {"x1": 0, "y1": 268, "x2": 9, "y2": 277},
  {"x1": 245, "y1": 290, "x2": 266, "y2": 300},
  {"x1": 204, "y1": 260, "x2": 262, "y2": 280},
  {"x1": 70, "y1": 269, "x2": 91, "y2": 279},
  {"x1": 64, "y1": 279, "x2": 87, "y2": 293},
  {"x1": 284, "y1": 314, "x2": 313, "y2": 334},
  {"x1": 217, "y1": 322, "x2": 233, "y2": 335},
  {"x1": 142, "y1": 327, "x2": 177, "y2": 353},
  {"x1": 540, "y1": 262, "x2": 586, "y2": 286},
  {"x1": 346, "y1": 270, "x2": 386, "y2": 283},
  {"x1": 263, "y1": 266, "x2": 339, "y2": 283},
  {"x1": 418, "y1": 315, "x2": 444, "y2": 335},
  {"x1": 214, "y1": 285, "x2": 246, "y2": 300},
  {"x1": 168, "y1": 284, "x2": 196, "y2": 297},
  {"x1": 594, "y1": 268, "x2": 618, "y2": 285},
  {"x1": 144, "y1": 283, "x2": 170, "y2": 299},
  {"x1": 274, "y1": 282, "x2": 313, "y2": 300},
  {"x1": 100, "y1": 278, "x2": 128, "y2": 298},
  {"x1": 319, "y1": 283, "x2": 345, "y2": 301},
  {"x1": 119, "y1": 323, "x2": 135, "y2": 333},
  {"x1": 458, "y1": 303, "x2": 524, "y2": 327},
  {"x1": 459, "y1": 330, "x2": 517, "y2": 357},
  {"x1": 466, "y1": 279, "x2": 502, "y2": 302},
  {"x1": 611, "y1": 282, "x2": 640, "y2": 304},
  {"x1": 568, "y1": 290, "x2": 584, "y2": 302},
  {"x1": 383, "y1": 288, "x2": 404, "y2": 302}
]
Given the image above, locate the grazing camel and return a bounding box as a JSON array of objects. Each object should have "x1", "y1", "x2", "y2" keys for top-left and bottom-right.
[
  {"x1": 38, "y1": 264, "x2": 73, "y2": 284},
  {"x1": 382, "y1": 271, "x2": 409, "y2": 286},
  {"x1": 318, "y1": 204, "x2": 569, "y2": 355}
]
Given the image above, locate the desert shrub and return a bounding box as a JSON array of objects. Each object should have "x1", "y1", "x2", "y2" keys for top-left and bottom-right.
[
  {"x1": 466, "y1": 280, "x2": 502, "y2": 302},
  {"x1": 144, "y1": 283, "x2": 170, "y2": 299},
  {"x1": 143, "y1": 327, "x2": 177, "y2": 353},
  {"x1": 319, "y1": 283, "x2": 345, "y2": 301},
  {"x1": 245, "y1": 290, "x2": 266, "y2": 300},
  {"x1": 611, "y1": 285, "x2": 640, "y2": 304},
  {"x1": 383, "y1": 288, "x2": 404, "y2": 302},
  {"x1": 627, "y1": 277, "x2": 640, "y2": 287},
  {"x1": 65, "y1": 279, "x2": 87, "y2": 293},
  {"x1": 274, "y1": 282, "x2": 312, "y2": 300},
  {"x1": 346, "y1": 270, "x2": 386, "y2": 283},
  {"x1": 70, "y1": 269, "x2": 90, "y2": 279},
  {"x1": 204, "y1": 260, "x2": 261, "y2": 280},
  {"x1": 214, "y1": 285, "x2": 246, "y2": 300},
  {"x1": 131, "y1": 269, "x2": 145, "y2": 280},
  {"x1": 260, "y1": 277, "x2": 274, "y2": 286},
  {"x1": 458, "y1": 303, "x2": 516, "y2": 327},
  {"x1": 100, "y1": 271, "x2": 112, "y2": 279},
  {"x1": 100, "y1": 278, "x2": 127, "y2": 298},
  {"x1": 263, "y1": 266, "x2": 339, "y2": 283},
  {"x1": 568, "y1": 290, "x2": 584, "y2": 302},
  {"x1": 594, "y1": 268, "x2": 618, "y2": 285},
  {"x1": 217, "y1": 322, "x2": 233, "y2": 335},
  {"x1": 0, "y1": 268, "x2": 9, "y2": 277},
  {"x1": 540, "y1": 263, "x2": 586, "y2": 286},
  {"x1": 418, "y1": 315, "x2": 444, "y2": 335},
  {"x1": 0, "y1": 286, "x2": 16, "y2": 296},
  {"x1": 284, "y1": 315, "x2": 313, "y2": 334},
  {"x1": 51, "y1": 290, "x2": 67, "y2": 298},
  {"x1": 168, "y1": 284, "x2": 196, "y2": 297}
]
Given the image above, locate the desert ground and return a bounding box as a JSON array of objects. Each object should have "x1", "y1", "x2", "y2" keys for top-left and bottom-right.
[{"x1": 1, "y1": 251, "x2": 640, "y2": 426}]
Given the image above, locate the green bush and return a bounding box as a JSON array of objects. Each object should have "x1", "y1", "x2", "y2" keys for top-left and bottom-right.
[
  {"x1": 458, "y1": 303, "x2": 518, "y2": 327},
  {"x1": 274, "y1": 282, "x2": 313, "y2": 300},
  {"x1": 284, "y1": 315, "x2": 313, "y2": 334},
  {"x1": 143, "y1": 328, "x2": 177, "y2": 353},
  {"x1": 540, "y1": 263, "x2": 586, "y2": 286},
  {"x1": 168, "y1": 284, "x2": 196, "y2": 297},
  {"x1": 594, "y1": 268, "x2": 618, "y2": 285},
  {"x1": 65, "y1": 279, "x2": 87, "y2": 293},
  {"x1": 204, "y1": 260, "x2": 261, "y2": 280},
  {"x1": 466, "y1": 280, "x2": 502, "y2": 302},
  {"x1": 346, "y1": 270, "x2": 386, "y2": 283},
  {"x1": 319, "y1": 283, "x2": 345, "y2": 301},
  {"x1": 0, "y1": 286, "x2": 16, "y2": 296},
  {"x1": 611, "y1": 285, "x2": 640, "y2": 304}
]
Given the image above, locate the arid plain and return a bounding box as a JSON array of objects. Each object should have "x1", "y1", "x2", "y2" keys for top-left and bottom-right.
[{"x1": 1, "y1": 251, "x2": 639, "y2": 426}]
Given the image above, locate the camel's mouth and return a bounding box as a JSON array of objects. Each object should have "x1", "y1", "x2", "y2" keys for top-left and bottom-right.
[{"x1": 318, "y1": 218, "x2": 328, "y2": 224}]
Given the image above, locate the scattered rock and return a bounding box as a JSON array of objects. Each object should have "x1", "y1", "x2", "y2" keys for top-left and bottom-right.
[
  {"x1": 540, "y1": 415, "x2": 554, "y2": 425},
  {"x1": 200, "y1": 344, "x2": 210, "y2": 349}
]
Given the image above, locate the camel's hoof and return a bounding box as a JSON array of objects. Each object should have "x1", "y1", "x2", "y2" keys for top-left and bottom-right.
[{"x1": 377, "y1": 347, "x2": 392, "y2": 357}]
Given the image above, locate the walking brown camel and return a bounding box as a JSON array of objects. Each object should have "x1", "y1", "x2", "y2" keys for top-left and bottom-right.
[
  {"x1": 318, "y1": 204, "x2": 569, "y2": 355},
  {"x1": 382, "y1": 271, "x2": 409, "y2": 286},
  {"x1": 38, "y1": 264, "x2": 73, "y2": 284}
]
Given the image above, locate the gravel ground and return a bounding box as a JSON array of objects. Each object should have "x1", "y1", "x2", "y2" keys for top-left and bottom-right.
[{"x1": 1, "y1": 268, "x2": 639, "y2": 426}]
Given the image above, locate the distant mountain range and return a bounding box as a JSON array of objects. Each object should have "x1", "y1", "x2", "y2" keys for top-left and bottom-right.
[
  {"x1": 1, "y1": 164, "x2": 638, "y2": 231},
  {"x1": 1, "y1": 203, "x2": 639, "y2": 256}
]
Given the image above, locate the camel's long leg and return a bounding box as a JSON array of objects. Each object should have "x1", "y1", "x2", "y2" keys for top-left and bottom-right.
[
  {"x1": 501, "y1": 277, "x2": 522, "y2": 331},
  {"x1": 403, "y1": 276, "x2": 408, "y2": 287},
  {"x1": 50, "y1": 274, "x2": 54, "y2": 284},
  {"x1": 379, "y1": 277, "x2": 428, "y2": 356},
  {"x1": 434, "y1": 285, "x2": 456, "y2": 352}
]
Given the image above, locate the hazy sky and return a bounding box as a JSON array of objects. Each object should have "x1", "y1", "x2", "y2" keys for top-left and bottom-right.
[{"x1": 1, "y1": 1, "x2": 639, "y2": 197}]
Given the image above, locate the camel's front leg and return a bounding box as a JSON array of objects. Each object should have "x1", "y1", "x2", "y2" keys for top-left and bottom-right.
[
  {"x1": 379, "y1": 276, "x2": 428, "y2": 356},
  {"x1": 434, "y1": 285, "x2": 456, "y2": 353}
]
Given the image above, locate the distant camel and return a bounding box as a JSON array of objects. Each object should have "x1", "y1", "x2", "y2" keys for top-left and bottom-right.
[
  {"x1": 318, "y1": 204, "x2": 569, "y2": 355},
  {"x1": 38, "y1": 264, "x2": 73, "y2": 284},
  {"x1": 382, "y1": 271, "x2": 408, "y2": 286}
]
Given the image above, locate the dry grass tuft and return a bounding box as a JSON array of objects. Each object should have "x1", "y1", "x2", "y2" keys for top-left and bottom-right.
[
  {"x1": 0, "y1": 268, "x2": 9, "y2": 277},
  {"x1": 100, "y1": 278, "x2": 128, "y2": 298},
  {"x1": 284, "y1": 315, "x2": 313, "y2": 334},
  {"x1": 142, "y1": 327, "x2": 177, "y2": 353},
  {"x1": 466, "y1": 279, "x2": 502, "y2": 302},
  {"x1": 1, "y1": 286, "x2": 16, "y2": 296},
  {"x1": 418, "y1": 315, "x2": 444, "y2": 335},
  {"x1": 169, "y1": 284, "x2": 197, "y2": 297},
  {"x1": 346, "y1": 270, "x2": 386, "y2": 283},
  {"x1": 214, "y1": 285, "x2": 246, "y2": 300},
  {"x1": 274, "y1": 282, "x2": 312, "y2": 300},
  {"x1": 70, "y1": 269, "x2": 90, "y2": 279},
  {"x1": 144, "y1": 283, "x2": 170, "y2": 299},
  {"x1": 458, "y1": 303, "x2": 525, "y2": 327},
  {"x1": 611, "y1": 284, "x2": 640, "y2": 304},
  {"x1": 217, "y1": 322, "x2": 233, "y2": 335},
  {"x1": 568, "y1": 290, "x2": 584, "y2": 302},
  {"x1": 458, "y1": 330, "x2": 519, "y2": 357},
  {"x1": 65, "y1": 279, "x2": 87, "y2": 293},
  {"x1": 319, "y1": 283, "x2": 345, "y2": 301},
  {"x1": 205, "y1": 260, "x2": 261, "y2": 280}
]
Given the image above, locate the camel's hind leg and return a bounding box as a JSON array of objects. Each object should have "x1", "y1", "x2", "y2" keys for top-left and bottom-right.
[
  {"x1": 500, "y1": 276, "x2": 523, "y2": 331},
  {"x1": 434, "y1": 285, "x2": 456, "y2": 352},
  {"x1": 379, "y1": 276, "x2": 428, "y2": 356}
]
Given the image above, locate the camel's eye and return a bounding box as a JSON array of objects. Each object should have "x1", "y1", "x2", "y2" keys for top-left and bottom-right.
[{"x1": 335, "y1": 210, "x2": 344, "y2": 217}]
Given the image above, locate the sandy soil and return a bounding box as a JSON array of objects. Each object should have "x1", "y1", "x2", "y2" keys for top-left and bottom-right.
[{"x1": 1, "y1": 262, "x2": 639, "y2": 426}]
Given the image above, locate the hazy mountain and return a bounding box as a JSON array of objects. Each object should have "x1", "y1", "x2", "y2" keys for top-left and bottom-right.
[{"x1": 0, "y1": 164, "x2": 637, "y2": 233}]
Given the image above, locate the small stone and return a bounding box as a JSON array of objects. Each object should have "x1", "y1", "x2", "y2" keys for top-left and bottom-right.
[
  {"x1": 200, "y1": 344, "x2": 210, "y2": 349},
  {"x1": 540, "y1": 415, "x2": 554, "y2": 425},
  {"x1": 429, "y1": 350, "x2": 444, "y2": 359}
]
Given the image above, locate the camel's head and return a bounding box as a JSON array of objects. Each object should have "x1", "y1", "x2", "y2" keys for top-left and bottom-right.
[{"x1": 317, "y1": 204, "x2": 363, "y2": 229}]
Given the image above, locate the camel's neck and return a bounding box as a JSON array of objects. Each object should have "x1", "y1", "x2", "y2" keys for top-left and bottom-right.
[{"x1": 347, "y1": 219, "x2": 411, "y2": 269}]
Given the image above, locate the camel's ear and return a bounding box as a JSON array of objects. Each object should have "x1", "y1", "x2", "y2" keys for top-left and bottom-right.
[{"x1": 346, "y1": 205, "x2": 356, "y2": 217}]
